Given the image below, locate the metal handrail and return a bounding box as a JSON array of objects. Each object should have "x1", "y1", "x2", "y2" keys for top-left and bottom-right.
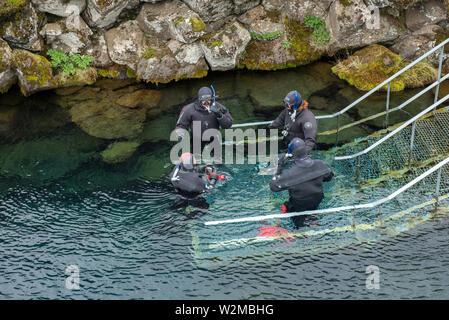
[
  {"x1": 231, "y1": 38, "x2": 449, "y2": 129},
  {"x1": 204, "y1": 154, "x2": 449, "y2": 226},
  {"x1": 334, "y1": 94, "x2": 449, "y2": 160}
]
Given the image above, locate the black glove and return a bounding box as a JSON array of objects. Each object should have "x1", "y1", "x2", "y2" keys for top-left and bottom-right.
[
  {"x1": 276, "y1": 155, "x2": 288, "y2": 175},
  {"x1": 210, "y1": 103, "x2": 225, "y2": 119}
]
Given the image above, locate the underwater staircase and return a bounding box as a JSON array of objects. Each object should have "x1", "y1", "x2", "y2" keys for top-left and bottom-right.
[{"x1": 191, "y1": 39, "x2": 449, "y2": 265}]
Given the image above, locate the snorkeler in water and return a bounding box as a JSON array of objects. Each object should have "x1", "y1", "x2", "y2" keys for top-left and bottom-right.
[{"x1": 170, "y1": 152, "x2": 225, "y2": 217}]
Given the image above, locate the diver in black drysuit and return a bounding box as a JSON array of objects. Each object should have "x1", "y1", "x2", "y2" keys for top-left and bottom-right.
[
  {"x1": 269, "y1": 137, "x2": 334, "y2": 228},
  {"x1": 175, "y1": 86, "x2": 233, "y2": 153},
  {"x1": 268, "y1": 90, "x2": 317, "y2": 154},
  {"x1": 170, "y1": 153, "x2": 223, "y2": 218}
]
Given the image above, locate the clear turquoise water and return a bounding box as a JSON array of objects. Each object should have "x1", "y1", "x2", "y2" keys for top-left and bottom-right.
[{"x1": 1, "y1": 65, "x2": 449, "y2": 299}]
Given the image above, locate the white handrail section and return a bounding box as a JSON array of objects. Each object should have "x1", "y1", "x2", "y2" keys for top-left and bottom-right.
[
  {"x1": 334, "y1": 94, "x2": 449, "y2": 161},
  {"x1": 231, "y1": 38, "x2": 449, "y2": 129},
  {"x1": 204, "y1": 155, "x2": 449, "y2": 226}
]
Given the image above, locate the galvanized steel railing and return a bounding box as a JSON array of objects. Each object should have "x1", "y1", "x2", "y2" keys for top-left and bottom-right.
[{"x1": 204, "y1": 154, "x2": 449, "y2": 226}]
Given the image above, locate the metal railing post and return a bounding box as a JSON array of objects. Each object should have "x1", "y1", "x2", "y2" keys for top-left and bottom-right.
[
  {"x1": 408, "y1": 121, "x2": 416, "y2": 166},
  {"x1": 434, "y1": 46, "x2": 445, "y2": 108},
  {"x1": 335, "y1": 114, "x2": 340, "y2": 146},
  {"x1": 385, "y1": 81, "x2": 391, "y2": 129},
  {"x1": 435, "y1": 167, "x2": 442, "y2": 208}
]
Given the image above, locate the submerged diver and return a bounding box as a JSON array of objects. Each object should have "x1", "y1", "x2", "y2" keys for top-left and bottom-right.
[
  {"x1": 175, "y1": 86, "x2": 233, "y2": 153},
  {"x1": 170, "y1": 152, "x2": 225, "y2": 217},
  {"x1": 269, "y1": 138, "x2": 334, "y2": 228},
  {"x1": 268, "y1": 90, "x2": 317, "y2": 154}
]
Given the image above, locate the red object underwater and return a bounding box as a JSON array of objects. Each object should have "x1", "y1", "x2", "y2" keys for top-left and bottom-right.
[{"x1": 257, "y1": 225, "x2": 294, "y2": 244}]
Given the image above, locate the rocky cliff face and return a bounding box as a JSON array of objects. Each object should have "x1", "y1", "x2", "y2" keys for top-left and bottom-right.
[{"x1": 0, "y1": 0, "x2": 448, "y2": 95}]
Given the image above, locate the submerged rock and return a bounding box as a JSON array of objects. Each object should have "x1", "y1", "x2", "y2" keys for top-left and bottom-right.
[
  {"x1": 331, "y1": 44, "x2": 437, "y2": 92},
  {"x1": 0, "y1": 128, "x2": 102, "y2": 182},
  {"x1": 200, "y1": 21, "x2": 251, "y2": 71},
  {"x1": 53, "y1": 85, "x2": 162, "y2": 140},
  {"x1": 100, "y1": 140, "x2": 140, "y2": 164},
  {"x1": 0, "y1": 105, "x2": 20, "y2": 139}
]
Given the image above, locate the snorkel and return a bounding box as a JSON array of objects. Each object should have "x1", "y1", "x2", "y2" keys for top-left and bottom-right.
[
  {"x1": 206, "y1": 85, "x2": 216, "y2": 114},
  {"x1": 290, "y1": 90, "x2": 299, "y2": 121},
  {"x1": 286, "y1": 141, "x2": 294, "y2": 159}
]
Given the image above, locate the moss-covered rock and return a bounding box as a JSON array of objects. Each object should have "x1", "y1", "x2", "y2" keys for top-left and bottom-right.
[
  {"x1": 136, "y1": 40, "x2": 209, "y2": 84},
  {"x1": 13, "y1": 49, "x2": 98, "y2": 96},
  {"x1": 100, "y1": 140, "x2": 140, "y2": 164},
  {"x1": 200, "y1": 21, "x2": 251, "y2": 71},
  {"x1": 0, "y1": 0, "x2": 29, "y2": 22},
  {"x1": 0, "y1": 38, "x2": 16, "y2": 94},
  {"x1": 12, "y1": 49, "x2": 54, "y2": 95},
  {"x1": 1, "y1": 1, "x2": 43, "y2": 51},
  {"x1": 331, "y1": 44, "x2": 437, "y2": 91},
  {"x1": 239, "y1": 17, "x2": 324, "y2": 71},
  {"x1": 82, "y1": 0, "x2": 131, "y2": 28},
  {"x1": 137, "y1": 1, "x2": 206, "y2": 44}
]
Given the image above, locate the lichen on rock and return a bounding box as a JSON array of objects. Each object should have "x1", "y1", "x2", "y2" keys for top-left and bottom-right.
[
  {"x1": 200, "y1": 21, "x2": 251, "y2": 71},
  {"x1": 136, "y1": 0, "x2": 206, "y2": 44},
  {"x1": 331, "y1": 44, "x2": 438, "y2": 91},
  {"x1": 1, "y1": 1, "x2": 44, "y2": 51}
]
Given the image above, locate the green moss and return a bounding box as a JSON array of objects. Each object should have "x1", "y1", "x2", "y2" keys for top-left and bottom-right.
[
  {"x1": 141, "y1": 48, "x2": 158, "y2": 59},
  {"x1": 331, "y1": 44, "x2": 437, "y2": 92},
  {"x1": 238, "y1": 18, "x2": 323, "y2": 71},
  {"x1": 97, "y1": 68, "x2": 120, "y2": 79},
  {"x1": 126, "y1": 68, "x2": 136, "y2": 79},
  {"x1": 174, "y1": 16, "x2": 185, "y2": 26},
  {"x1": 0, "y1": 0, "x2": 27, "y2": 21},
  {"x1": 209, "y1": 40, "x2": 222, "y2": 49},
  {"x1": 190, "y1": 17, "x2": 206, "y2": 32},
  {"x1": 304, "y1": 15, "x2": 330, "y2": 46},
  {"x1": 97, "y1": 0, "x2": 118, "y2": 9},
  {"x1": 284, "y1": 18, "x2": 323, "y2": 63},
  {"x1": 14, "y1": 50, "x2": 53, "y2": 86},
  {"x1": 250, "y1": 30, "x2": 283, "y2": 41}
]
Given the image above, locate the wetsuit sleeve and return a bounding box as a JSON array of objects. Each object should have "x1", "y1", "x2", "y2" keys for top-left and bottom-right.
[
  {"x1": 175, "y1": 105, "x2": 192, "y2": 135},
  {"x1": 215, "y1": 102, "x2": 233, "y2": 129},
  {"x1": 269, "y1": 172, "x2": 289, "y2": 192},
  {"x1": 302, "y1": 114, "x2": 317, "y2": 154},
  {"x1": 268, "y1": 109, "x2": 286, "y2": 129}
]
